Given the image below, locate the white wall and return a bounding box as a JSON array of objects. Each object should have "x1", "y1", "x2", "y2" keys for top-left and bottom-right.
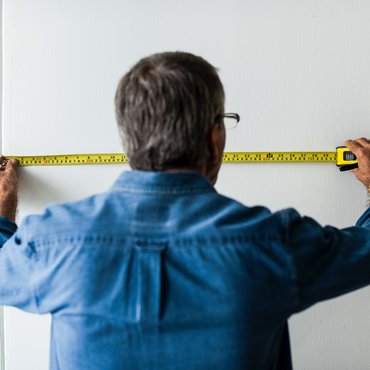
[{"x1": 3, "y1": 1, "x2": 370, "y2": 369}]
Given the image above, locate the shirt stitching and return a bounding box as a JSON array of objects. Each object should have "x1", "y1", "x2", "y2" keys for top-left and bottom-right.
[
  {"x1": 110, "y1": 186, "x2": 214, "y2": 195},
  {"x1": 29, "y1": 234, "x2": 284, "y2": 249}
]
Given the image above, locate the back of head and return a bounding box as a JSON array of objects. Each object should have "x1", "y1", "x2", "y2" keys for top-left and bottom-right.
[{"x1": 115, "y1": 52, "x2": 225, "y2": 170}]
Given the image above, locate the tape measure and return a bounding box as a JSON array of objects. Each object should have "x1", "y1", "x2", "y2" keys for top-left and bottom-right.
[
  {"x1": 3, "y1": 147, "x2": 358, "y2": 171},
  {"x1": 222, "y1": 152, "x2": 337, "y2": 162}
]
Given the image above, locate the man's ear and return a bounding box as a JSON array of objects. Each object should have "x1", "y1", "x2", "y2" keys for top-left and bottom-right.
[{"x1": 209, "y1": 123, "x2": 224, "y2": 164}]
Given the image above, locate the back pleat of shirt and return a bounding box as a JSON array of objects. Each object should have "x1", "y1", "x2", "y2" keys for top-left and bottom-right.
[{"x1": 135, "y1": 245, "x2": 165, "y2": 325}]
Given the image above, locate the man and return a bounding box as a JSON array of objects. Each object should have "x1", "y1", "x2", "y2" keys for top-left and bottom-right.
[{"x1": 0, "y1": 51, "x2": 370, "y2": 370}]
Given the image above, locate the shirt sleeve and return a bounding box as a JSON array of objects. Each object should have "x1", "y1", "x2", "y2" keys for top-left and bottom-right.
[
  {"x1": 0, "y1": 216, "x2": 39, "y2": 312},
  {"x1": 285, "y1": 207, "x2": 370, "y2": 313},
  {"x1": 0, "y1": 215, "x2": 17, "y2": 245}
]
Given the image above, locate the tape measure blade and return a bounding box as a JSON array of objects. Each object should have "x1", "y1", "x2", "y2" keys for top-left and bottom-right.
[
  {"x1": 222, "y1": 152, "x2": 336, "y2": 163},
  {"x1": 5, "y1": 152, "x2": 337, "y2": 166},
  {"x1": 6, "y1": 153, "x2": 129, "y2": 166}
]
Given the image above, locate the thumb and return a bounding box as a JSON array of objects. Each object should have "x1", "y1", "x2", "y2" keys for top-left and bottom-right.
[
  {"x1": 0, "y1": 158, "x2": 19, "y2": 175},
  {"x1": 343, "y1": 140, "x2": 362, "y2": 155},
  {"x1": 7, "y1": 159, "x2": 19, "y2": 169}
]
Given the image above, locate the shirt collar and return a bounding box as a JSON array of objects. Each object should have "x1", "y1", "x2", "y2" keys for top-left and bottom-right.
[{"x1": 110, "y1": 170, "x2": 216, "y2": 194}]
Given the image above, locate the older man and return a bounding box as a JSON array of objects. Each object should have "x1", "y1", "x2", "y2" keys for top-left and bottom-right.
[{"x1": 0, "y1": 52, "x2": 370, "y2": 370}]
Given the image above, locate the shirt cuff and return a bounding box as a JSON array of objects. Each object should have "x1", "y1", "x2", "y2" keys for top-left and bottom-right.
[
  {"x1": 356, "y1": 208, "x2": 370, "y2": 227},
  {"x1": 0, "y1": 215, "x2": 18, "y2": 236}
]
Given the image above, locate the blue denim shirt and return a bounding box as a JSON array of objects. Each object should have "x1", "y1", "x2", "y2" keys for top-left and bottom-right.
[{"x1": 0, "y1": 170, "x2": 370, "y2": 370}]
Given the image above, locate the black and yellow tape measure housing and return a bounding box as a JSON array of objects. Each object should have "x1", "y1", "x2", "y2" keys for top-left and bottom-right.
[{"x1": 336, "y1": 146, "x2": 359, "y2": 171}]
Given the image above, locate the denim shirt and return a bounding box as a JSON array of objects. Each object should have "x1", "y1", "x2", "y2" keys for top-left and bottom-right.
[{"x1": 0, "y1": 171, "x2": 370, "y2": 370}]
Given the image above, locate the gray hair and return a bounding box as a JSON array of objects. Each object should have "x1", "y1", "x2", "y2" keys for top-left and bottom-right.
[{"x1": 115, "y1": 51, "x2": 225, "y2": 170}]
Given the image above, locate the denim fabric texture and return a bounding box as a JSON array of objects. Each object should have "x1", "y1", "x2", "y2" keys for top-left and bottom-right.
[{"x1": 0, "y1": 170, "x2": 370, "y2": 370}]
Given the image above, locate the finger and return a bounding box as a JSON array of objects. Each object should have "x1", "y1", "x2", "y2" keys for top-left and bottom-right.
[
  {"x1": 344, "y1": 140, "x2": 363, "y2": 155},
  {"x1": 355, "y1": 137, "x2": 370, "y2": 147},
  {"x1": 5, "y1": 159, "x2": 19, "y2": 173},
  {"x1": 0, "y1": 158, "x2": 18, "y2": 173},
  {"x1": 8, "y1": 159, "x2": 19, "y2": 167}
]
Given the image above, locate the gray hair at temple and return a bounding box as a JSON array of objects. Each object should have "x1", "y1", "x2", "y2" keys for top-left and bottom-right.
[{"x1": 114, "y1": 51, "x2": 225, "y2": 170}]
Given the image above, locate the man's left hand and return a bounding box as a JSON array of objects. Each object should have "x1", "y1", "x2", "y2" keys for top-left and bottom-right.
[{"x1": 0, "y1": 158, "x2": 19, "y2": 223}]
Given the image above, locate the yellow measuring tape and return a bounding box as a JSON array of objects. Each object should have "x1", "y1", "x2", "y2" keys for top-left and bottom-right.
[
  {"x1": 4, "y1": 147, "x2": 357, "y2": 169},
  {"x1": 223, "y1": 152, "x2": 337, "y2": 163}
]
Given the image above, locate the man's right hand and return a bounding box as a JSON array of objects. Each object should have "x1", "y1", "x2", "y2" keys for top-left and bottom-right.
[{"x1": 344, "y1": 138, "x2": 370, "y2": 189}]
